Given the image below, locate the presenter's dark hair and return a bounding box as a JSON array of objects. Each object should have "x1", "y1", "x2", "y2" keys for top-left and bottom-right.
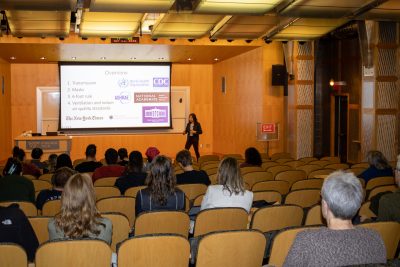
[
  {"x1": 3, "y1": 157, "x2": 22, "y2": 176},
  {"x1": 31, "y1": 147, "x2": 43, "y2": 160},
  {"x1": 189, "y1": 113, "x2": 198, "y2": 124},
  {"x1": 145, "y1": 155, "x2": 176, "y2": 206},
  {"x1": 244, "y1": 147, "x2": 262, "y2": 167},
  {"x1": 126, "y1": 151, "x2": 144, "y2": 174},
  {"x1": 56, "y1": 153, "x2": 73, "y2": 170},
  {"x1": 85, "y1": 144, "x2": 97, "y2": 158},
  {"x1": 176, "y1": 149, "x2": 193, "y2": 167},
  {"x1": 105, "y1": 148, "x2": 118, "y2": 165}
]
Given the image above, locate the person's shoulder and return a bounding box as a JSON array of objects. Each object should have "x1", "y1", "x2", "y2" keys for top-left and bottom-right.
[{"x1": 99, "y1": 216, "x2": 112, "y2": 226}]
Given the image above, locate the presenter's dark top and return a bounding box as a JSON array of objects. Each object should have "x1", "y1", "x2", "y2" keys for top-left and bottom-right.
[
  {"x1": 358, "y1": 166, "x2": 393, "y2": 183},
  {"x1": 135, "y1": 188, "x2": 186, "y2": 216},
  {"x1": 75, "y1": 160, "x2": 103, "y2": 173},
  {"x1": 176, "y1": 170, "x2": 211, "y2": 186},
  {"x1": 114, "y1": 172, "x2": 147, "y2": 194},
  {"x1": 184, "y1": 122, "x2": 203, "y2": 141},
  {"x1": 0, "y1": 175, "x2": 35, "y2": 203}
]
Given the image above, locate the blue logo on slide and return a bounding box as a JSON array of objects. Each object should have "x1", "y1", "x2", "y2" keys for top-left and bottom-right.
[
  {"x1": 153, "y1": 77, "x2": 169, "y2": 87},
  {"x1": 115, "y1": 92, "x2": 131, "y2": 104},
  {"x1": 118, "y1": 78, "x2": 129, "y2": 88}
]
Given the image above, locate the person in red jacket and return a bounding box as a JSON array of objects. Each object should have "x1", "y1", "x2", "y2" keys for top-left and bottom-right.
[{"x1": 92, "y1": 148, "x2": 125, "y2": 183}]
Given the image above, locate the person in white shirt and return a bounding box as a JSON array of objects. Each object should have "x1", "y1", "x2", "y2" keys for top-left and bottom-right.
[{"x1": 201, "y1": 157, "x2": 253, "y2": 213}]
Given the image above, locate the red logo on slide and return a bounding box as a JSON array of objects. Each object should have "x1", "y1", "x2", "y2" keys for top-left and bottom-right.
[{"x1": 261, "y1": 123, "x2": 275, "y2": 133}]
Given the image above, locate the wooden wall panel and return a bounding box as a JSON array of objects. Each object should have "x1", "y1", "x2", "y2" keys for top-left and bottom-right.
[
  {"x1": 9, "y1": 63, "x2": 213, "y2": 160},
  {"x1": 213, "y1": 43, "x2": 285, "y2": 156},
  {"x1": 0, "y1": 59, "x2": 11, "y2": 162}
]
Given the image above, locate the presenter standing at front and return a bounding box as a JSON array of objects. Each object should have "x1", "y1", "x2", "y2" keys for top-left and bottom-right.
[{"x1": 183, "y1": 113, "x2": 202, "y2": 161}]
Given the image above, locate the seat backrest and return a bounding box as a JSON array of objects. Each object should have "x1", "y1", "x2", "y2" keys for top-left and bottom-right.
[
  {"x1": 240, "y1": 166, "x2": 264, "y2": 175},
  {"x1": 23, "y1": 174, "x2": 36, "y2": 180},
  {"x1": 0, "y1": 243, "x2": 28, "y2": 267},
  {"x1": 275, "y1": 158, "x2": 293, "y2": 164},
  {"x1": 267, "y1": 165, "x2": 294, "y2": 178},
  {"x1": 242, "y1": 171, "x2": 273, "y2": 187},
  {"x1": 250, "y1": 205, "x2": 303, "y2": 232},
  {"x1": 118, "y1": 234, "x2": 190, "y2": 267},
  {"x1": 296, "y1": 164, "x2": 321, "y2": 175},
  {"x1": 304, "y1": 204, "x2": 324, "y2": 226},
  {"x1": 284, "y1": 189, "x2": 321, "y2": 208},
  {"x1": 283, "y1": 160, "x2": 306, "y2": 168},
  {"x1": 200, "y1": 162, "x2": 219, "y2": 171},
  {"x1": 291, "y1": 178, "x2": 324, "y2": 191},
  {"x1": 320, "y1": 156, "x2": 340, "y2": 163},
  {"x1": 198, "y1": 155, "x2": 220, "y2": 166},
  {"x1": 358, "y1": 201, "x2": 376, "y2": 218},
  {"x1": 365, "y1": 176, "x2": 395, "y2": 190},
  {"x1": 252, "y1": 190, "x2": 282, "y2": 204},
  {"x1": 96, "y1": 196, "x2": 136, "y2": 226},
  {"x1": 35, "y1": 239, "x2": 112, "y2": 267},
  {"x1": 298, "y1": 157, "x2": 318, "y2": 164},
  {"x1": 0, "y1": 201, "x2": 37, "y2": 217},
  {"x1": 251, "y1": 180, "x2": 290, "y2": 195},
  {"x1": 324, "y1": 163, "x2": 350, "y2": 170},
  {"x1": 28, "y1": 216, "x2": 51, "y2": 244},
  {"x1": 205, "y1": 167, "x2": 218, "y2": 176},
  {"x1": 275, "y1": 170, "x2": 307, "y2": 187},
  {"x1": 308, "y1": 168, "x2": 335, "y2": 178},
  {"x1": 124, "y1": 186, "x2": 146, "y2": 197},
  {"x1": 42, "y1": 199, "x2": 61, "y2": 216},
  {"x1": 351, "y1": 162, "x2": 369, "y2": 169},
  {"x1": 308, "y1": 160, "x2": 331, "y2": 167},
  {"x1": 208, "y1": 173, "x2": 218, "y2": 185},
  {"x1": 360, "y1": 221, "x2": 400, "y2": 259},
  {"x1": 94, "y1": 186, "x2": 121, "y2": 200},
  {"x1": 93, "y1": 177, "x2": 118, "y2": 187},
  {"x1": 196, "y1": 230, "x2": 266, "y2": 267},
  {"x1": 194, "y1": 208, "x2": 248, "y2": 237},
  {"x1": 347, "y1": 167, "x2": 366, "y2": 176},
  {"x1": 176, "y1": 184, "x2": 207, "y2": 201},
  {"x1": 270, "y1": 153, "x2": 292, "y2": 161},
  {"x1": 368, "y1": 185, "x2": 397, "y2": 200},
  {"x1": 73, "y1": 158, "x2": 86, "y2": 167},
  {"x1": 101, "y1": 212, "x2": 130, "y2": 252},
  {"x1": 134, "y1": 211, "x2": 190, "y2": 238},
  {"x1": 39, "y1": 173, "x2": 53, "y2": 183},
  {"x1": 261, "y1": 161, "x2": 279, "y2": 171},
  {"x1": 32, "y1": 180, "x2": 52, "y2": 192},
  {"x1": 193, "y1": 194, "x2": 204, "y2": 206},
  {"x1": 222, "y1": 154, "x2": 243, "y2": 160},
  {"x1": 269, "y1": 226, "x2": 321, "y2": 266}
]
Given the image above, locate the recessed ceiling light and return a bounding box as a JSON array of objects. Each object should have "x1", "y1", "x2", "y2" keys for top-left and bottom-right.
[
  {"x1": 187, "y1": 58, "x2": 192, "y2": 61},
  {"x1": 100, "y1": 57, "x2": 106, "y2": 60},
  {"x1": 10, "y1": 56, "x2": 16, "y2": 60},
  {"x1": 130, "y1": 57, "x2": 137, "y2": 60},
  {"x1": 214, "y1": 58, "x2": 219, "y2": 61},
  {"x1": 40, "y1": 56, "x2": 46, "y2": 60},
  {"x1": 71, "y1": 57, "x2": 76, "y2": 60}
]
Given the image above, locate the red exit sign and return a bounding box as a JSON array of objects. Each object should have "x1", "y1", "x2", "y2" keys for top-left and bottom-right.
[{"x1": 262, "y1": 123, "x2": 275, "y2": 133}]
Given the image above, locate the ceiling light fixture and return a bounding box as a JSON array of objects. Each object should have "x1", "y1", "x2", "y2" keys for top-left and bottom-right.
[
  {"x1": 100, "y1": 57, "x2": 106, "y2": 60},
  {"x1": 40, "y1": 56, "x2": 46, "y2": 60},
  {"x1": 187, "y1": 58, "x2": 192, "y2": 61},
  {"x1": 214, "y1": 58, "x2": 219, "y2": 61},
  {"x1": 71, "y1": 57, "x2": 76, "y2": 60},
  {"x1": 10, "y1": 56, "x2": 16, "y2": 60}
]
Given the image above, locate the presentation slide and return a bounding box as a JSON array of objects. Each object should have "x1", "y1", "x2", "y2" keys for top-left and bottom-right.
[{"x1": 59, "y1": 63, "x2": 171, "y2": 130}]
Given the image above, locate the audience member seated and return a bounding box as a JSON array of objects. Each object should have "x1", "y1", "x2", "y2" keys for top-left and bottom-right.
[
  {"x1": 0, "y1": 158, "x2": 35, "y2": 203},
  {"x1": 44, "y1": 153, "x2": 58, "y2": 174},
  {"x1": 284, "y1": 171, "x2": 386, "y2": 266},
  {"x1": 175, "y1": 149, "x2": 210, "y2": 186},
  {"x1": 144, "y1": 146, "x2": 160, "y2": 171},
  {"x1": 135, "y1": 155, "x2": 185, "y2": 216},
  {"x1": 114, "y1": 151, "x2": 147, "y2": 194},
  {"x1": 358, "y1": 150, "x2": 393, "y2": 183},
  {"x1": 92, "y1": 148, "x2": 125, "y2": 182},
  {"x1": 201, "y1": 157, "x2": 253, "y2": 213},
  {"x1": 0, "y1": 204, "x2": 39, "y2": 262},
  {"x1": 55, "y1": 153, "x2": 73, "y2": 170},
  {"x1": 75, "y1": 144, "x2": 103, "y2": 173},
  {"x1": 30, "y1": 147, "x2": 48, "y2": 171},
  {"x1": 48, "y1": 173, "x2": 112, "y2": 244},
  {"x1": 16, "y1": 148, "x2": 41, "y2": 178},
  {"x1": 36, "y1": 167, "x2": 76, "y2": 210},
  {"x1": 240, "y1": 147, "x2": 262, "y2": 168},
  {"x1": 118, "y1": 148, "x2": 129, "y2": 166},
  {"x1": 378, "y1": 154, "x2": 400, "y2": 223}
]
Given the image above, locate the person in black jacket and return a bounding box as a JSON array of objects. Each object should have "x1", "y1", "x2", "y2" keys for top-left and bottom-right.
[
  {"x1": 135, "y1": 155, "x2": 185, "y2": 216},
  {"x1": 115, "y1": 151, "x2": 147, "y2": 194},
  {"x1": 175, "y1": 149, "x2": 210, "y2": 186},
  {"x1": 0, "y1": 204, "x2": 39, "y2": 262},
  {"x1": 183, "y1": 113, "x2": 202, "y2": 161}
]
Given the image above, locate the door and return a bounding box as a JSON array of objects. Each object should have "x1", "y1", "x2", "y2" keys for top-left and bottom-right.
[{"x1": 332, "y1": 95, "x2": 348, "y2": 163}]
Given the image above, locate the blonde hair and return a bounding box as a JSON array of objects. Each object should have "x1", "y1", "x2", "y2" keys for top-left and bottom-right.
[
  {"x1": 55, "y1": 173, "x2": 104, "y2": 238},
  {"x1": 217, "y1": 157, "x2": 245, "y2": 195}
]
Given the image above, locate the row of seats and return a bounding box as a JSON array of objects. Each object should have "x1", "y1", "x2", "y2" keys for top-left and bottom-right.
[{"x1": 2, "y1": 220, "x2": 399, "y2": 267}]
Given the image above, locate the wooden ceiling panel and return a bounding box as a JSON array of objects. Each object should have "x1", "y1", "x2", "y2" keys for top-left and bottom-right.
[
  {"x1": 357, "y1": 0, "x2": 400, "y2": 20},
  {"x1": 0, "y1": 0, "x2": 76, "y2": 11},
  {"x1": 193, "y1": 0, "x2": 281, "y2": 15},
  {"x1": 89, "y1": 0, "x2": 175, "y2": 12}
]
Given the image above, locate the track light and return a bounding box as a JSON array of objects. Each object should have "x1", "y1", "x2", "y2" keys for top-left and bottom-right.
[
  {"x1": 100, "y1": 37, "x2": 106, "y2": 41},
  {"x1": 209, "y1": 38, "x2": 217, "y2": 43},
  {"x1": 82, "y1": 37, "x2": 88, "y2": 40},
  {"x1": 227, "y1": 39, "x2": 233, "y2": 42},
  {"x1": 188, "y1": 39, "x2": 195, "y2": 42},
  {"x1": 59, "y1": 37, "x2": 65, "y2": 41},
  {"x1": 264, "y1": 39, "x2": 272, "y2": 44},
  {"x1": 151, "y1": 38, "x2": 158, "y2": 41},
  {"x1": 170, "y1": 38, "x2": 176, "y2": 42},
  {"x1": 245, "y1": 39, "x2": 252, "y2": 43}
]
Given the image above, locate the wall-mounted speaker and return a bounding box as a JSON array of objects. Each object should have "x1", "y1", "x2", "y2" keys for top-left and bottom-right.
[{"x1": 272, "y1": 64, "x2": 287, "y2": 86}]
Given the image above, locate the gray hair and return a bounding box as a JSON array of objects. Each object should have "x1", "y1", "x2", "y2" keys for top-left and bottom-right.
[{"x1": 321, "y1": 170, "x2": 364, "y2": 220}]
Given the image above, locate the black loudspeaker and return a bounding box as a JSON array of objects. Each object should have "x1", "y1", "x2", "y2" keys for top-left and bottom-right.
[{"x1": 272, "y1": 64, "x2": 287, "y2": 86}]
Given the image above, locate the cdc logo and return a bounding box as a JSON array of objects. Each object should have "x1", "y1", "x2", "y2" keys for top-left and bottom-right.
[
  {"x1": 115, "y1": 92, "x2": 131, "y2": 104},
  {"x1": 153, "y1": 77, "x2": 169, "y2": 87},
  {"x1": 118, "y1": 78, "x2": 129, "y2": 88}
]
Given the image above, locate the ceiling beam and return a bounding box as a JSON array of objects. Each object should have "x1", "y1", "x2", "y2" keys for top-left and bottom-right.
[
  {"x1": 348, "y1": 0, "x2": 390, "y2": 19},
  {"x1": 262, "y1": 17, "x2": 300, "y2": 40}
]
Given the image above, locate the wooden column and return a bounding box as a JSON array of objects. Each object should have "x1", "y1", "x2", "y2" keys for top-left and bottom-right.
[{"x1": 287, "y1": 41, "x2": 315, "y2": 159}]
